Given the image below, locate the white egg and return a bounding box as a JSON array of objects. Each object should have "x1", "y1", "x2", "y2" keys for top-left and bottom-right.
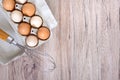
[
  {"x1": 26, "y1": 35, "x2": 38, "y2": 47},
  {"x1": 30, "y1": 16, "x2": 43, "y2": 28},
  {"x1": 16, "y1": 0, "x2": 27, "y2": 4},
  {"x1": 11, "y1": 10, "x2": 23, "y2": 23}
]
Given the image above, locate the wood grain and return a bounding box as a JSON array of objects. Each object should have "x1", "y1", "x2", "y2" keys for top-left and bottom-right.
[{"x1": 0, "y1": 0, "x2": 120, "y2": 80}]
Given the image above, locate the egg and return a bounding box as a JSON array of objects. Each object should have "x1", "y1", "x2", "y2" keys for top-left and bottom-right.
[
  {"x1": 22, "y1": 3, "x2": 36, "y2": 17},
  {"x1": 3, "y1": 0, "x2": 15, "y2": 11},
  {"x1": 16, "y1": 0, "x2": 27, "y2": 4},
  {"x1": 30, "y1": 16, "x2": 43, "y2": 28},
  {"x1": 37, "y1": 27, "x2": 50, "y2": 40},
  {"x1": 11, "y1": 10, "x2": 23, "y2": 23},
  {"x1": 26, "y1": 35, "x2": 39, "y2": 47},
  {"x1": 18, "y1": 22, "x2": 31, "y2": 36}
]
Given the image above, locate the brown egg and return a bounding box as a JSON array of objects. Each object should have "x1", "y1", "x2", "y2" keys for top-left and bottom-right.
[
  {"x1": 37, "y1": 27, "x2": 50, "y2": 40},
  {"x1": 18, "y1": 22, "x2": 31, "y2": 36},
  {"x1": 3, "y1": 0, "x2": 15, "y2": 11},
  {"x1": 22, "y1": 2, "x2": 36, "y2": 17}
]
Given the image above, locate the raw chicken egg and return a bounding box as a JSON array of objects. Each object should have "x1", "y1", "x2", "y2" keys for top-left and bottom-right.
[
  {"x1": 37, "y1": 27, "x2": 50, "y2": 40},
  {"x1": 30, "y1": 16, "x2": 43, "y2": 28},
  {"x1": 18, "y1": 22, "x2": 31, "y2": 36},
  {"x1": 11, "y1": 10, "x2": 23, "y2": 23},
  {"x1": 16, "y1": 0, "x2": 27, "y2": 4},
  {"x1": 22, "y1": 2, "x2": 36, "y2": 17},
  {"x1": 26, "y1": 35, "x2": 39, "y2": 47},
  {"x1": 3, "y1": 0, "x2": 15, "y2": 11}
]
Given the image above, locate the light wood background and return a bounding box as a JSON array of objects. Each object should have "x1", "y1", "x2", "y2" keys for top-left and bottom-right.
[{"x1": 0, "y1": 0, "x2": 120, "y2": 80}]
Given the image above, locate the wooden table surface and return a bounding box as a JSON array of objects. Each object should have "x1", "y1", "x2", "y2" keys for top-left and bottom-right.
[{"x1": 0, "y1": 0, "x2": 120, "y2": 80}]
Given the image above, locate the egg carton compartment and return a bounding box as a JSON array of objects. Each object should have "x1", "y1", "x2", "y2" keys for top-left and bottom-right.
[{"x1": 0, "y1": 0, "x2": 57, "y2": 64}]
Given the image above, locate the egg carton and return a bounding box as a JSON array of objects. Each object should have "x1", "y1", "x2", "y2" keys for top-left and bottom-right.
[{"x1": 0, "y1": 0, "x2": 57, "y2": 64}]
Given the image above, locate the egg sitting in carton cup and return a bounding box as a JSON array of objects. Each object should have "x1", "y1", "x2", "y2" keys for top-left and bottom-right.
[{"x1": 2, "y1": 0, "x2": 51, "y2": 48}]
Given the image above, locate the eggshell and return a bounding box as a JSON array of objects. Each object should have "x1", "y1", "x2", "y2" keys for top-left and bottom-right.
[
  {"x1": 3, "y1": 0, "x2": 15, "y2": 11},
  {"x1": 26, "y1": 35, "x2": 39, "y2": 47},
  {"x1": 30, "y1": 16, "x2": 43, "y2": 28},
  {"x1": 22, "y1": 3, "x2": 36, "y2": 17},
  {"x1": 11, "y1": 10, "x2": 23, "y2": 23},
  {"x1": 18, "y1": 22, "x2": 31, "y2": 36},
  {"x1": 37, "y1": 27, "x2": 50, "y2": 40},
  {"x1": 16, "y1": 0, "x2": 27, "y2": 4}
]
